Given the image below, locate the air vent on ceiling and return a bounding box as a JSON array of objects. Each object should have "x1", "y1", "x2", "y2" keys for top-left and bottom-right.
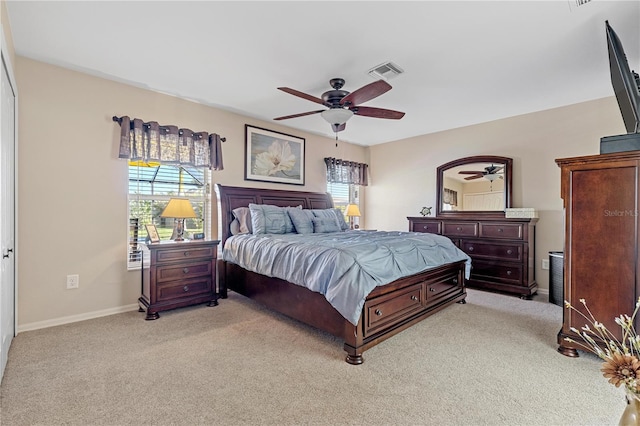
[
  {"x1": 368, "y1": 61, "x2": 404, "y2": 81},
  {"x1": 573, "y1": 0, "x2": 592, "y2": 6}
]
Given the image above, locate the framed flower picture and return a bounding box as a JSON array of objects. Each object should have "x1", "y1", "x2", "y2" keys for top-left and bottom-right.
[{"x1": 245, "y1": 125, "x2": 305, "y2": 185}]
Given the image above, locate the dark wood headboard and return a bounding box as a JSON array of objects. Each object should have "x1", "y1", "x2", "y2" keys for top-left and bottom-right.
[{"x1": 215, "y1": 184, "x2": 334, "y2": 245}]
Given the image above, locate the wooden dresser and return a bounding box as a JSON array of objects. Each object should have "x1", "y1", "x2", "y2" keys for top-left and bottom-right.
[
  {"x1": 556, "y1": 152, "x2": 640, "y2": 357},
  {"x1": 140, "y1": 239, "x2": 220, "y2": 320},
  {"x1": 408, "y1": 216, "x2": 537, "y2": 299}
]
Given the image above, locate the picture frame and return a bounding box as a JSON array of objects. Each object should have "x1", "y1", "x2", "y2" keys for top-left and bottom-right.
[
  {"x1": 145, "y1": 224, "x2": 160, "y2": 243},
  {"x1": 245, "y1": 124, "x2": 305, "y2": 185}
]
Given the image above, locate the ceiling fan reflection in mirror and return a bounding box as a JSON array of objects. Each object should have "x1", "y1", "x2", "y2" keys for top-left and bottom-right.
[
  {"x1": 458, "y1": 164, "x2": 504, "y2": 181},
  {"x1": 274, "y1": 78, "x2": 405, "y2": 133}
]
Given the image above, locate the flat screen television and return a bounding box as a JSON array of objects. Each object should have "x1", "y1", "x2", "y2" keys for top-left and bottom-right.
[{"x1": 606, "y1": 20, "x2": 640, "y2": 134}]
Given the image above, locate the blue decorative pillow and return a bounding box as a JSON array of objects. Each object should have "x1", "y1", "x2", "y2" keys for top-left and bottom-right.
[
  {"x1": 249, "y1": 204, "x2": 294, "y2": 234},
  {"x1": 333, "y1": 208, "x2": 349, "y2": 231},
  {"x1": 312, "y1": 217, "x2": 341, "y2": 233},
  {"x1": 287, "y1": 208, "x2": 315, "y2": 234},
  {"x1": 311, "y1": 208, "x2": 348, "y2": 230}
]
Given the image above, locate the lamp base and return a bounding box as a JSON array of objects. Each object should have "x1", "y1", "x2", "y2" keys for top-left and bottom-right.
[{"x1": 171, "y1": 218, "x2": 186, "y2": 241}]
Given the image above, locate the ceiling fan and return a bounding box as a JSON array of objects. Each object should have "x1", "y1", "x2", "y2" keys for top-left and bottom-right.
[
  {"x1": 458, "y1": 165, "x2": 504, "y2": 181},
  {"x1": 274, "y1": 78, "x2": 405, "y2": 133}
]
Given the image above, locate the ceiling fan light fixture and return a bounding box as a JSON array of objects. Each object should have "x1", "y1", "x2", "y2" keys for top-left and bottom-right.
[
  {"x1": 321, "y1": 108, "x2": 354, "y2": 125},
  {"x1": 485, "y1": 173, "x2": 499, "y2": 182}
]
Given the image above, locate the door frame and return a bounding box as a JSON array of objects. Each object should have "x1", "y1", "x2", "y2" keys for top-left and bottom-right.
[{"x1": 0, "y1": 23, "x2": 19, "y2": 348}]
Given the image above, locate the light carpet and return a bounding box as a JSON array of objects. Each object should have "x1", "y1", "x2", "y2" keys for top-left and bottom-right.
[{"x1": 0, "y1": 289, "x2": 624, "y2": 425}]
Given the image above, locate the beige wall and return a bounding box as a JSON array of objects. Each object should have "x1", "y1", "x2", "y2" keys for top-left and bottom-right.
[
  {"x1": 368, "y1": 96, "x2": 626, "y2": 292},
  {"x1": 15, "y1": 57, "x2": 367, "y2": 329}
]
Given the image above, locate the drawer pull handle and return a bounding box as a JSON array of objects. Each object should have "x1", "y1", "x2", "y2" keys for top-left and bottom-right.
[
  {"x1": 506, "y1": 270, "x2": 512, "y2": 276},
  {"x1": 452, "y1": 278, "x2": 458, "y2": 284},
  {"x1": 498, "y1": 228, "x2": 503, "y2": 232},
  {"x1": 456, "y1": 227, "x2": 462, "y2": 231},
  {"x1": 183, "y1": 267, "x2": 189, "y2": 274},
  {"x1": 429, "y1": 287, "x2": 436, "y2": 292},
  {"x1": 184, "y1": 251, "x2": 190, "y2": 257},
  {"x1": 423, "y1": 225, "x2": 428, "y2": 230},
  {"x1": 507, "y1": 249, "x2": 513, "y2": 255},
  {"x1": 410, "y1": 295, "x2": 418, "y2": 301},
  {"x1": 183, "y1": 285, "x2": 189, "y2": 292},
  {"x1": 468, "y1": 246, "x2": 474, "y2": 251},
  {"x1": 375, "y1": 309, "x2": 382, "y2": 316}
]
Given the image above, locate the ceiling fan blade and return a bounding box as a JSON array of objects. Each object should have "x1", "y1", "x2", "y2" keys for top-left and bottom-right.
[
  {"x1": 278, "y1": 87, "x2": 325, "y2": 105},
  {"x1": 464, "y1": 175, "x2": 483, "y2": 180},
  {"x1": 459, "y1": 171, "x2": 485, "y2": 175},
  {"x1": 274, "y1": 110, "x2": 324, "y2": 121},
  {"x1": 340, "y1": 80, "x2": 392, "y2": 106},
  {"x1": 351, "y1": 106, "x2": 405, "y2": 120}
]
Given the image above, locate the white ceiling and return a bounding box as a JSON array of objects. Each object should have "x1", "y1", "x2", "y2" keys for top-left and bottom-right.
[{"x1": 6, "y1": 1, "x2": 639, "y2": 146}]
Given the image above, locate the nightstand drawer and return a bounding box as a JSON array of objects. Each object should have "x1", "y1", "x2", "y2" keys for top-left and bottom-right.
[
  {"x1": 156, "y1": 277, "x2": 213, "y2": 302},
  {"x1": 156, "y1": 246, "x2": 215, "y2": 263},
  {"x1": 155, "y1": 261, "x2": 213, "y2": 283}
]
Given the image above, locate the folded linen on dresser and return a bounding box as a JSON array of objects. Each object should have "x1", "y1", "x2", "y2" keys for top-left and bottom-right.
[{"x1": 222, "y1": 230, "x2": 471, "y2": 325}]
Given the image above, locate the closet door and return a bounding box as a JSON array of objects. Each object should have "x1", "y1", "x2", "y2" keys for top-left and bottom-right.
[{"x1": 0, "y1": 51, "x2": 16, "y2": 380}]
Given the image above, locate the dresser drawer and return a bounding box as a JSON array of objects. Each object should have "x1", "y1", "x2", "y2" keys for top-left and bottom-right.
[
  {"x1": 411, "y1": 221, "x2": 441, "y2": 234},
  {"x1": 156, "y1": 246, "x2": 215, "y2": 263},
  {"x1": 480, "y1": 223, "x2": 523, "y2": 240},
  {"x1": 156, "y1": 277, "x2": 213, "y2": 302},
  {"x1": 471, "y1": 260, "x2": 523, "y2": 285},
  {"x1": 443, "y1": 222, "x2": 478, "y2": 237},
  {"x1": 365, "y1": 284, "x2": 422, "y2": 336},
  {"x1": 155, "y1": 261, "x2": 213, "y2": 283},
  {"x1": 460, "y1": 240, "x2": 523, "y2": 261}
]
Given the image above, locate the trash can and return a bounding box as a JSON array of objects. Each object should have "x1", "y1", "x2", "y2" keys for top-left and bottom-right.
[{"x1": 549, "y1": 251, "x2": 564, "y2": 306}]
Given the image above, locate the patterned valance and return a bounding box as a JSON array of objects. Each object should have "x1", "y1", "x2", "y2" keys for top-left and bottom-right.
[
  {"x1": 324, "y1": 157, "x2": 369, "y2": 186},
  {"x1": 113, "y1": 115, "x2": 225, "y2": 170},
  {"x1": 443, "y1": 188, "x2": 458, "y2": 206}
]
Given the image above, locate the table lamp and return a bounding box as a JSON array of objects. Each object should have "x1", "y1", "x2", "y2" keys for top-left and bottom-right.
[
  {"x1": 160, "y1": 198, "x2": 197, "y2": 241},
  {"x1": 345, "y1": 204, "x2": 361, "y2": 230}
]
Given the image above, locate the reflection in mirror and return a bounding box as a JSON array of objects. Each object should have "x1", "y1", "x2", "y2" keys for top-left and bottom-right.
[
  {"x1": 436, "y1": 156, "x2": 512, "y2": 217},
  {"x1": 443, "y1": 163, "x2": 505, "y2": 211}
]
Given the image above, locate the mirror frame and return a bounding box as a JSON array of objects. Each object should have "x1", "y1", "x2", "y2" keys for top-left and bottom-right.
[{"x1": 436, "y1": 155, "x2": 513, "y2": 218}]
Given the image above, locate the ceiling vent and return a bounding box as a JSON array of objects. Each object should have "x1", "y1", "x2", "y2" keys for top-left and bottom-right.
[{"x1": 368, "y1": 61, "x2": 404, "y2": 81}]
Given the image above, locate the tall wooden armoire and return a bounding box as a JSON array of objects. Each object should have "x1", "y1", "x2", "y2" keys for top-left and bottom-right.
[{"x1": 556, "y1": 151, "x2": 640, "y2": 357}]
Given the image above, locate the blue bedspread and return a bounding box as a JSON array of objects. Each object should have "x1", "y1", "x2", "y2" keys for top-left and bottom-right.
[{"x1": 222, "y1": 230, "x2": 471, "y2": 325}]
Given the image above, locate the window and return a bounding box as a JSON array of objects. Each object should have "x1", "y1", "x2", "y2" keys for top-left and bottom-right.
[
  {"x1": 127, "y1": 161, "x2": 211, "y2": 269},
  {"x1": 326, "y1": 182, "x2": 360, "y2": 228}
]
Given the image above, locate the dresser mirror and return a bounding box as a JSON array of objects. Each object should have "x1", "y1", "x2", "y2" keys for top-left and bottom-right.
[{"x1": 436, "y1": 155, "x2": 512, "y2": 217}]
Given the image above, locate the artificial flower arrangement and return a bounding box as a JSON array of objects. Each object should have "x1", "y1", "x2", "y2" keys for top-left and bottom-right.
[{"x1": 564, "y1": 298, "x2": 640, "y2": 395}]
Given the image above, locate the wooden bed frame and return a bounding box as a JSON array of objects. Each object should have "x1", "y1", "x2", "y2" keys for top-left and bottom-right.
[{"x1": 216, "y1": 184, "x2": 467, "y2": 364}]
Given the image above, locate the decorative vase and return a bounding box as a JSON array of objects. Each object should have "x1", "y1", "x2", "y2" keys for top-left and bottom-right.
[{"x1": 619, "y1": 391, "x2": 640, "y2": 426}]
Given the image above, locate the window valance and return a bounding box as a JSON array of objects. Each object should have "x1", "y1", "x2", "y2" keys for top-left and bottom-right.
[
  {"x1": 324, "y1": 157, "x2": 369, "y2": 186},
  {"x1": 443, "y1": 188, "x2": 458, "y2": 206},
  {"x1": 113, "y1": 115, "x2": 225, "y2": 170}
]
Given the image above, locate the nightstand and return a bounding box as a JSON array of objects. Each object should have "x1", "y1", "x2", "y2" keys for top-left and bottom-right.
[{"x1": 139, "y1": 239, "x2": 220, "y2": 320}]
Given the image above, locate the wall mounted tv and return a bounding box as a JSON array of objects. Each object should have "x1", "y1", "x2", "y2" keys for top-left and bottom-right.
[{"x1": 600, "y1": 21, "x2": 640, "y2": 154}]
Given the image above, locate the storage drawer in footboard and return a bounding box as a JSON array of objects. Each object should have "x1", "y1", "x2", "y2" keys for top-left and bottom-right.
[{"x1": 364, "y1": 284, "x2": 423, "y2": 337}]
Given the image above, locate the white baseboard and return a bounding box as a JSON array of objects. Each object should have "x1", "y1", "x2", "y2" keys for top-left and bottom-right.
[
  {"x1": 18, "y1": 303, "x2": 140, "y2": 333},
  {"x1": 537, "y1": 288, "x2": 549, "y2": 296}
]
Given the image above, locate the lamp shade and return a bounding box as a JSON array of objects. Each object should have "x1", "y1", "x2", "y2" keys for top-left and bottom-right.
[
  {"x1": 485, "y1": 174, "x2": 499, "y2": 182},
  {"x1": 321, "y1": 108, "x2": 354, "y2": 125},
  {"x1": 345, "y1": 204, "x2": 361, "y2": 217},
  {"x1": 161, "y1": 198, "x2": 197, "y2": 218}
]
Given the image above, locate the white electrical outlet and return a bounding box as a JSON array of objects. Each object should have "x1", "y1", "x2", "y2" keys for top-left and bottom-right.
[
  {"x1": 542, "y1": 259, "x2": 550, "y2": 270},
  {"x1": 66, "y1": 274, "x2": 79, "y2": 289}
]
